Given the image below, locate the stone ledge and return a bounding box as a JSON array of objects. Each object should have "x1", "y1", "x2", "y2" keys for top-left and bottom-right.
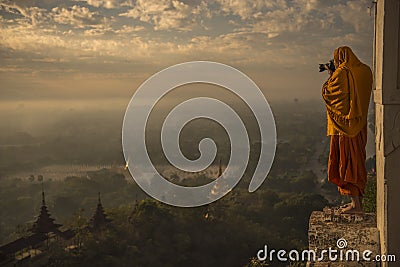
[{"x1": 307, "y1": 209, "x2": 380, "y2": 267}]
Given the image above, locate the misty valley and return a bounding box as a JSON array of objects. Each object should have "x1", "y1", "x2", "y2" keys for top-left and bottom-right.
[{"x1": 0, "y1": 100, "x2": 376, "y2": 267}]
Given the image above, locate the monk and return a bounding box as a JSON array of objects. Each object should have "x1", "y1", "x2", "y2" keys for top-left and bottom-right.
[{"x1": 322, "y1": 46, "x2": 373, "y2": 213}]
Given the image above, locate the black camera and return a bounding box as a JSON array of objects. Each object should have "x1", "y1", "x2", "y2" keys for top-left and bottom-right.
[{"x1": 319, "y1": 60, "x2": 335, "y2": 72}]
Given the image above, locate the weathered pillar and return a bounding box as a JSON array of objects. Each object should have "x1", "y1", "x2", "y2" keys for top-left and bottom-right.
[{"x1": 374, "y1": 0, "x2": 400, "y2": 265}]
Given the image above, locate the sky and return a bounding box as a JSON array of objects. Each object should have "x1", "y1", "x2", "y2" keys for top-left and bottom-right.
[{"x1": 0, "y1": 0, "x2": 374, "y2": 104}]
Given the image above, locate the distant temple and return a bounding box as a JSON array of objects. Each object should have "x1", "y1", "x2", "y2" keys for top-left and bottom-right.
[
  {"x1": 0, "y1": 189, "x2": 74, "y2": 266},
  {"x1": 31, "y1": 190, "x2": 62, "y2": 234},
  {"x1": 88, "y1": 192, "x2": 112, "y2": 232},
  {"x1": 0, "y1": 189, "x2": 111, "y2": 266}
]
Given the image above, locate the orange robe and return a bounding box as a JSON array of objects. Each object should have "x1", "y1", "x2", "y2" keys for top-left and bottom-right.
[
  {"x1": 322, "y1": 46, "x2": 373, "y2": 196},
  {"x1": 328, "y1": 125, "x2": 367, "y2": 196}
]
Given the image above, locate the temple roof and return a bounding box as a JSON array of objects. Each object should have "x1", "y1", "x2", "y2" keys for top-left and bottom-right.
[
  {"x1": 0, "y1": 233, "x2": 47, "y2": 255},
  {"x1": 31, "y1": 190, "x2": 62, "y2": 234},
  {"x1": 89, "y1": 192, "x2": 111, "y2": 231},
  {"x1": 0, "y1": 188, "x2": 74, "y2": 258}
]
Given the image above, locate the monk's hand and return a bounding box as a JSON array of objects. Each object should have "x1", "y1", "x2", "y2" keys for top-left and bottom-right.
[{"x1": 328, "y1": 69, "x2": 333, "y2": 76}]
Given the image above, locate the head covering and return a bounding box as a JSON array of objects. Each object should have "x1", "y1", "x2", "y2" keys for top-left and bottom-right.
[
  {"x1": 322, "y1": 46, "x2": 373, "y2": 136},
  {"x1": 334, "y1": 46, "x2": 361, "y2": 67}
]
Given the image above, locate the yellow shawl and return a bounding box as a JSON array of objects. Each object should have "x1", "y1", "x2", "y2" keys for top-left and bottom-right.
[{"x1": 322, "y1": 46, "x2": 373, "y2": 137}]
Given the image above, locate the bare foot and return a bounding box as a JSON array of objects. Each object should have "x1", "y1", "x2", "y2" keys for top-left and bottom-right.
[
  {"x1": 340, "y1": 196, "x2": 363, "y2": 214},
  {"x1": 340, "y1": 204, "x2": 363, "y2": 214},
  {"x1": 340, "y1": 203, "x2": 352, "y2": 209}
]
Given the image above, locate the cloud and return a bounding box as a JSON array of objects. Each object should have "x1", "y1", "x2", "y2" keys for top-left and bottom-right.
[
  {"x1": 119, "y1": 0, "x2": 209, "y2": 31},
  {"x1": 51, "y1": 5, "x2": 103, "y2": 28},
  {"x1": 334, "y1": 1, "x2": 373, "y2": 33},
  {"x1": 0, "y1": 17, "x2": 176, "y2": 70},
  {"x1": 0, "y1": 2, "x2": 48, "y2": 26},
  {"x1": 214, "y1": 0, "x2": 269, "y2": 20},
  {"x1": 0, "y1": 0, "x2": 375, "y2": 103},
  {"x1": 113, "y1": 25, "x2": 145, "y2": 33},
  {"x1": 211, "y1": 0, "x2": 373, "y2": 67},
  {"x1": 0, "y1": 0, "x2": 373, "y2": 79},
  {"x1": 214, "y1": 0, "x2": 372, "y2": 36},
  {"x1": 83, "y1": 28, "x2": 107, "y2": 36},
  {"x1": 74, "y1": 0, "x2": 122, "y2": 9}
]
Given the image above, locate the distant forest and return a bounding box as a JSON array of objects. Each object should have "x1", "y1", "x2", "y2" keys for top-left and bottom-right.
[{"x1": 0, "y1": 100, "x2": 376, "y2": 266}]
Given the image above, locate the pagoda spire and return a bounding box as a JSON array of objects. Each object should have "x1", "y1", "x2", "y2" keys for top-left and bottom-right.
[
  {"x1": 89, "y1": 192, "x2": 111, "y2": 231},
  {"x1": 41, "y1": 181, "x2": 45, "y2": 206},
  {"x1": 31, "y1": 186, "x2": 61, "y2": 234}
]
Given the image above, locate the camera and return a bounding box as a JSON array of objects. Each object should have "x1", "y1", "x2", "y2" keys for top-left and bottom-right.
[{"x1": 319, "y1": 60, "x2": 335, "y2": 73}]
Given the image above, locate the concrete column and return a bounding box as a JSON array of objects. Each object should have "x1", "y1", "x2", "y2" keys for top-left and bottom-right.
[{"x1": 374, "y1": 0, "x2": 400, "y2": 265}]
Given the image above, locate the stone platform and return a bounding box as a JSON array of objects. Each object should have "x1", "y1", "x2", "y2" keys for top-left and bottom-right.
[{"x1": 307, "y1": 208, "x2": 380, "y2": 266}]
